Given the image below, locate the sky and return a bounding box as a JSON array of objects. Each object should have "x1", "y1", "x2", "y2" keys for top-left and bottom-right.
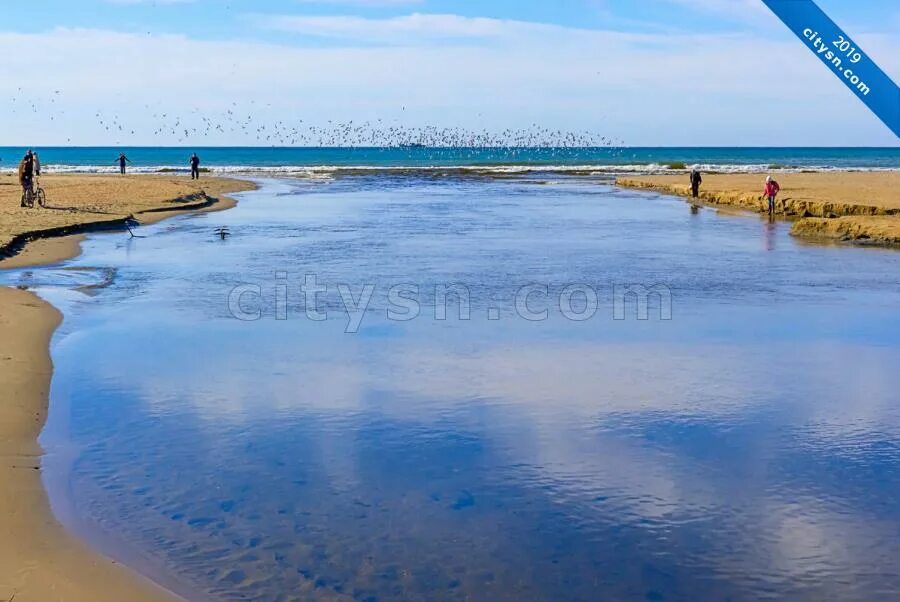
[{"x1": 1, "y1": 0, "x2": 898, "y2": 146}]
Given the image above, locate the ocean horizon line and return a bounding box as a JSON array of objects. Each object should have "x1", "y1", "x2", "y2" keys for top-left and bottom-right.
[{"x1": 3, "y1": 145, "x2": 900, "y2": 150}]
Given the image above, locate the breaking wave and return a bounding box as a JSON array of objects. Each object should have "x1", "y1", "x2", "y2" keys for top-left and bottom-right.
[{"x1": 4, "y1": 162, "x2": 897, "y2": 179}]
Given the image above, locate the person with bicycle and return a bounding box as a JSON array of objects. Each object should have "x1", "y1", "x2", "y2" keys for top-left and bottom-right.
[{"x1": 18, "y1": 151, "x2": 35, "y2": 207}]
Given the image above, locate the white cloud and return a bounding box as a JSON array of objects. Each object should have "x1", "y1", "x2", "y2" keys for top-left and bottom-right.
[
  {"x1": 0, "y1": 15, "x2": 897, "y2": 146},
  {"x1": 105, "y1": 0, "x2": 195, "y2": 4},
  {"x1": 257, "y1": 12, "x2": 535, "y2": 43},
  {"x1": 293, "y1": 0, "x2": 424, "y2": 5},
  {"x1": 664, "y1": 0, "x2": 769, "y2": 18},
  {"x1": 254, "y1": 12, "x2": 660, "y2": 45}
]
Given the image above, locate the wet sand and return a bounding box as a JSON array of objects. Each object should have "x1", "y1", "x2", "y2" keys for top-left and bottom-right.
[
  {"x1": 0, "y1": 175, "x2": 255, "y2": 601},
  {"x1": 617, "y1": 172, "x2": 900, "y2": 247}
]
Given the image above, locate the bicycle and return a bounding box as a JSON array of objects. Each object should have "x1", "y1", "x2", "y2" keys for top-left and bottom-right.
[{"x1": 20, "y1": 179, "x2": 47, "y2": 208}]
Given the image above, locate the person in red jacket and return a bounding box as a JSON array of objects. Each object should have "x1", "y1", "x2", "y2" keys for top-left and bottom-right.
[{"x1": 763, "y1": 176, "x2": 781, "y2": 216}]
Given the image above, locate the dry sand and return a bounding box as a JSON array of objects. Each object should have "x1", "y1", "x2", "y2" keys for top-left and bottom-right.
[
  {"x1": 1, "y1": 174, "x2": 255, "y2": 601},
  {"x1": 617, "y1": 172, "x2": 900, "y2": 247}
]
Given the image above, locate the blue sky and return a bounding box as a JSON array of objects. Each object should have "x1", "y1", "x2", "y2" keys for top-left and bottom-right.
[{"x1": 1, "y1": 0, "x2": 898, "y2": 145}]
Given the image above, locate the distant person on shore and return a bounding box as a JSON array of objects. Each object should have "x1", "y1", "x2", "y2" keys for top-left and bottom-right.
[
  {"x1": 18, "y1": 151, "x2": 35, "y2": 206},
  {"x1": 763, "y1": 176, "x2": 781, "y2": 216},
  {"x1": 33, "y1": 151, "x2": 41, "y2": 176},
  {"x1": 689, "y1": 167, "x2": 702, "y2": 199},
  {"x1": 190, "y1": 153, "x2": 201, "y2": 180},
  {"x1": 115, "y1": 153, "x2": 132, "y2": 175}
]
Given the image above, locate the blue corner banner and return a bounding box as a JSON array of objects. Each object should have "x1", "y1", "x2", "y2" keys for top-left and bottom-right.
[{"x1": 761, "y1": 0, "x2": 900, "y2": 138}]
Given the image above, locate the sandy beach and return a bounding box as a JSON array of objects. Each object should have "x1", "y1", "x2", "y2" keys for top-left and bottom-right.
[
  {"x1": 617, "y1": 172, "x2": 900, "y2": 246},
  {"x1": 0, "y1": 174, "x2": 254, "y2": 601}
]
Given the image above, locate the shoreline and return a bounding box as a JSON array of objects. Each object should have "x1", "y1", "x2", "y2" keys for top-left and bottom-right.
[
  {"x1": 0, "y1": 175, "x2": 256, "y2": 601},
  {"x1": 616, "y1": 171, "x2": 900, "y2": 247}
]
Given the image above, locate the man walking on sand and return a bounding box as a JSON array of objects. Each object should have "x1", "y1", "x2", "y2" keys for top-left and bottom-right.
[
  {"x1": 116, "y1": 152, "x2": 131, "y2": 175},
  {"x1": 689, "y1": 167, "x2": 702, "y2": 199},
  {"x1": 764, "y1": 176, "x2": 781, "y2": 216},
  {"x1": 190, "y1": 153, "x2": 201, "y2": 180}
]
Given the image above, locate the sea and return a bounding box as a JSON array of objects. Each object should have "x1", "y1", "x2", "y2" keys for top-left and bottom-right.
[{"x1": 1, "y1": 146, "x2": 899, "y2": 176}]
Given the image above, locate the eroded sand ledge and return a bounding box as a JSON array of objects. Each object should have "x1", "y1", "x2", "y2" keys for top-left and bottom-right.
[
  {"x1": 0, "y1": 174, "x2": 256, "y2": 601},
  {"x1": 616, "y1": 172, "x2": 900, "y2": 247}
]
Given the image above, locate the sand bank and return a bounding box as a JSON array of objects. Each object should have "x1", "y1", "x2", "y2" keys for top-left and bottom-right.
[
  {"x1": 616, "y1": 172, "x2": 900, "y2": 247},
  {"x1": 1, "y1": 175, "x2": 256, "y2": 600},
  {"x1": 1, "y1": 174, "x2": 256, "y2": 267}
]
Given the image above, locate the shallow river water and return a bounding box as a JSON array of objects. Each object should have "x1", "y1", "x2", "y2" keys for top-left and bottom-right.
[{"x1": 4, "y1": 175, "x2": 900, "y2": 601}]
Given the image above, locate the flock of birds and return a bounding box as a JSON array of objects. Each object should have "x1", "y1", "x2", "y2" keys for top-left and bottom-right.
[{"x1": 7, "y1": 89, "x2": 626, "y2": 153}]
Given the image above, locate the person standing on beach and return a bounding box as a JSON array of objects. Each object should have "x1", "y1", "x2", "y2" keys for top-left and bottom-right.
[
  {"x1": 116, "y1": 153, "x2": 131, "y2": 175},
  {"x1": 764, "y1": 176, "x2": 781, "y2": 216},
  {"x1": 33, "y1": 151, "x2": 41, "y2": 176},
  {"x1": 689, "y1": 167, "x2": 702, "y2": 199},
  {"x1": 190, "y1": 153, "x2": 201, "y2": 180}
]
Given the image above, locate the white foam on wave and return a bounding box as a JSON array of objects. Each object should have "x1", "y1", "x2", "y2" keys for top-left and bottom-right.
[{"x1": 2, "y1": 163, "x2": 897, "y2": 178}]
